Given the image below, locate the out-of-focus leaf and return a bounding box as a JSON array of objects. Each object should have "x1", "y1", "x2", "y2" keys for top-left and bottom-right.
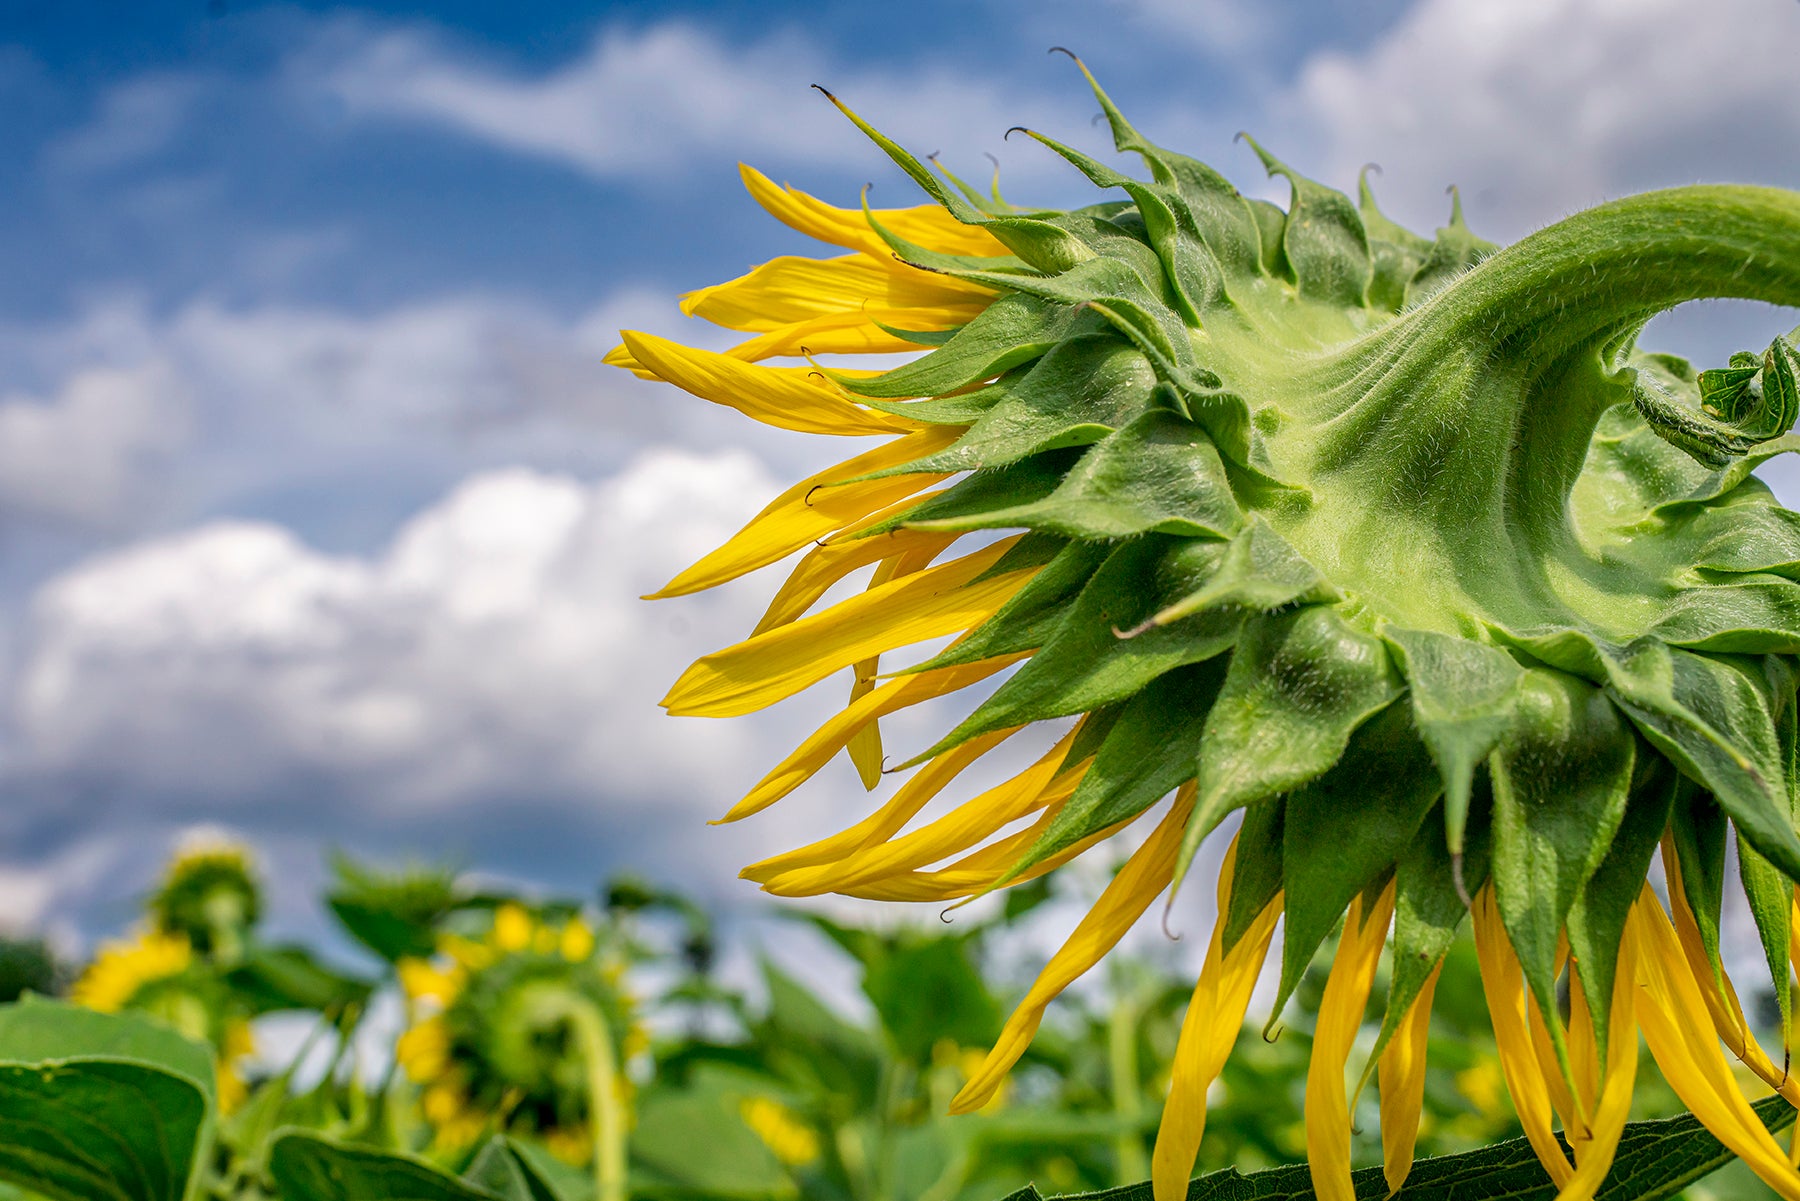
[
  {"x1": 227, "y1": 944, "x2": 373, "y2": 1015},
  {"x1": 0, "y1": 996, "x2": 214, "y2": 1201},
  {"x1": 268, "y1": 1129, "x2": 503, "y2": 1200}
]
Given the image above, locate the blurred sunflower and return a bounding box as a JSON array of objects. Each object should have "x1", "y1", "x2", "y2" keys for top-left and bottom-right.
[
  {"x1": 71, "y1": 930, "x2": 257, "y2": 1112},
  {"x1": 397, "y1": 902, "x2": 641, "y2": 1195},
  {"x1": 149, "y1": 838, "x2": 262, "y2": 965},
  {"x1": 616, "y1": 58, "x2": 1800, "y2": 1201}
]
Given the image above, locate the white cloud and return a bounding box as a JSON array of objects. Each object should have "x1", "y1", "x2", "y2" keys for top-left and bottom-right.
[
  {"x1": 12, "y1": 453, "x2": 781, "y2": 815},
  {"x1": 0, "y1": 361, "x2": 188, "y2": 526},
  {"x1": 307, "y1": 18, "x2": 1091, "y2": 189},
  {"x1": 1282, "y1": 0, "x2": 1800, "y2": 239},
  {"x1": 0, "y1": 287, "x2": 748, "y2": 531}
]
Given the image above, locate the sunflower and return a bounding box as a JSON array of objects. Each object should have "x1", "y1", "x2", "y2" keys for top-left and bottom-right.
[
  {"x1": 70, "y1": 929, "x2": 257, "y2": 1112},
  {"x1": 397, "y1": 903, "x2": 640, "y2": 1196},
  {"x1": 149, "y1": 837, "x2": 262, "y2": 964},
  {"x1": 616, "y1": 58, "x2": 1800, "y2": 1201}
]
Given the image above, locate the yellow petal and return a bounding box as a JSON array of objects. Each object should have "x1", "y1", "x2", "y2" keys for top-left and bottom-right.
[
  {"x1": 738, "y1": 164, "x2": 1010, "y2": 259},
  {"x1": 753, "y1": 526, "x2": 959, "y2": 635},
  {"x1": 1151, "y1": 837, "x2": 1282, "y2": 1201},
  {"x1": 727, "y1": 657, "x2": 1023, "y2": 825},
  {"x1": 663, "y1": 537, "x2": 1029, "y2": 717},
  {"x1": 1379, "y1": 961, "x2": 1441, "y2": 1195},
  {"x1": 1555, "y1": 947, "x2": 1639, "y2": 1201},
  {"x1": 953, "y1": 789, "x2": 1194, "y2": 1113},
  {"x1": 650, "y1": 425, "x2": 960, "y2": 599},
  {"x1": 1305, "y1": 881, "x2": 1396, "y2": 1201},
  {"x1": 1631, "y1": 887, "x2": 1800, "y2": 1200},
  {"x1": 760, "y1": 724, "x2": 1086, "y2": 896},
  {"x1": 1472, "y1": 885, "x2": 1574, "y2": 1188},
  {"x1": 681, "y1": 253, "x2": 992, "y2": 332},
  {"x1": 722, "y1": 306, "x2": 988, "y2": 362},
  {"x1": 842, "y1": 801, "x2": 1145, "y2": 902},
  {"x1": 845, "y1": 546, "x2": 944, "y2": 789},
  {"x1": 620, "y1": 330, "x2": 913, "y2": 436},
  {"x1": 1663, "y1": 835, "x2": 1800, "y2": 1105}
]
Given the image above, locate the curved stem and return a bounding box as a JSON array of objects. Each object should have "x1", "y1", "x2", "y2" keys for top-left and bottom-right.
[
  {"x1": 1420, "y1": 185, "x2": 1800, "y2": 362},
  {"x1": 538, "y1": 994, "x2": 627, "y2": 1201}
]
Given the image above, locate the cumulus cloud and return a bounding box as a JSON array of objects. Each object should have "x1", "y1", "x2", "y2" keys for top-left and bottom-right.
[
  {"x1": 0, "y1": 287, "x2": 757, "y2": 533},
  {"x1": 12, "y1": 453, "x2": 781, "y2": 815},
  {"x1": 0, "y1": 361, "x2": 188, "y2": 526},
  {"x1": 306, "y1": 18, "x2": 1090, "y2": 189},
  {"x1": 1282, "y1": 0, "x2": 1800, "y2": 238}
]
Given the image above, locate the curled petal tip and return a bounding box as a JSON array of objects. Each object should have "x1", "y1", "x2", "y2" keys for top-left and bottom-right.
[{"x1": 1005, "y1": 126, "x2": 1029, "y2": 141}]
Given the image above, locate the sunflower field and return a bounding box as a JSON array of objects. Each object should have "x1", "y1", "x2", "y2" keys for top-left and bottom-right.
[
  {"x1": 0, "y1": 834, "x2": 1783, "y2": 1201},
  {"x1": 18, "y1": 51, "x2": 1800, "y2": 1201}
]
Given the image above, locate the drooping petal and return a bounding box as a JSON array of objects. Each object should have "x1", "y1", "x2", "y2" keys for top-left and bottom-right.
[
  {"x1": 1631, "y1": 886, "x2": 1800, "y2": 1200},
  {"x1": 1471, "y1": 885, "x2": 1574, "y2": 1188},
  {"x1": 741, "y1": 726, "x2": 1019, "y2": 878},
  {"x1": 723, "y1": 306, "x2": 989, "y2": 362},
  {"x1": 737, "y1": 164, "x2": 1010, "y2": 259},
  {"x1": 759, "y1": 724, "x2": 1088, "y2": 896},
  {"x1": 1305, "y1": 880, "x2": 1395, "y2": 1201},
  {"x1": 952, "y1": 788, "x2": 1194, "y2": 1112},
  {"x1": 663, "y1": 537, "x2": 1031, "y2": 717},
  {"x1": 1554, "y1": 945, "x2": 1638, "y2": 1201},
  {"x1": 621, "y1": 331, "x2": 915, "y2": 436},
  {"x1": 680, "y1": 253, "x2": 993, "y2": 332},
  {"x1": 1664, "y1": 836, "x2": 1800, "y2": 1105},
  {"x1": 650, "y1": 425, "x2": 961, "y2": 598},
  {"x1": 1378, "y1": 960, "x2": 1440, "y2": 1194},
  {"x1": 753, "y1": 527, "x2": 959, "y2": 635},
  {"x1": 1150, "y1": 841, "x2": 1282, "y2": 1201}
]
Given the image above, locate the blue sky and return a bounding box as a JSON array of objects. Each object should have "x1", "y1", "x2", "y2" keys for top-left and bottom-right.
[{"x1": 3, "y1": 0, "x2": 1800, "y2": 960}]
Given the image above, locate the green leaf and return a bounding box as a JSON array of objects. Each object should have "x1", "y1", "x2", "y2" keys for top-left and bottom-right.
[
  {"x1": 1404, "y1": 187, "x2": 1496, "y2": 305},
  {"x1": 864, "y1": 935, "x2": 1002, "y2": 1064},
  {"x1": 985, "y1": 1093, "x2": 1796, "y2": 1200},
  {"x1": 858, "y1": 450, "x2": 1075, "y2": 533},
  {"x1": 269, "y1": 1129, "x2": 504, "y2": 1201},
  {"x1": 464, "y1": 1137, "x2": 592, "y2": 1201},
  {"x1": 1005, "y1": 660, "x2": 1224, "y2": 880},
  {"x1": 1602, "y1": 639, "x2": 1800, "y2": 882},
  {"x1": 1566, "y1": 752, "x2": 1678, "y2": 1063},
  {"x1": 1130, "y1": 515, "x2": 1337, "y2": 634},
  {"x1": 1737, "y1": 829, "x2": 1793, "y2": 1048},
  {"x1": 1240, "y1": 137, "x2": 1373, "y2": 309},
  {"x1": 908, "y1": 410, "x2": 1241, "y2": 540},
  {"x1": 1667, "y1": 781, "x2": 1729, "y2": 990},
  {"x1": 630, "y1": 1074, "x2": 795, "y2": 1200},
  {"x1": 1220, "y1": 797, "x2": 1283, "y2": 953},
  {"x1": 913, "y1": 539, "x2": 1109, "y2": 672},
  {"x1": 1371, "y1": 793, "x2": 1492, "y2": 1066},
  {"x1": 1182, "y1": 604, "x2": 1403, "y2": 892},
  {"x1": 1357, "y1": 169, "x2": 1431, "y2": 313},
  {"x1": 1488, "y1": 669, "x2": 1634, "y2": 1057},
  {"x1": 1272, "y1": 701, "x2": 1441, "y2": 1021},
  {"x1": 834, "y1": 292, "x2": 1100, "y2": 400},
  {"x1": 896, "y1": 335, "x2": 1157, "y2": 473},
  {"x1": 1384, "y1": 627, "x2": 1522, "y2": 855},
  {"x1": 914, "y1": 535, "x2": 1239, "y2": 761},
  {"x1": 0, "y1": 998, "x2": 215, "y2": 1201},
  {"x1": 226, "y1": 944, "x2": 374, "y2": 1015}
]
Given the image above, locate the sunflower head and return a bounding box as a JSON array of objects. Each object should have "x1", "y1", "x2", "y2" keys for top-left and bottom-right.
[
  {"x1": 150, "y1": 838, "x2": 262, "y2": 962},
  {"x1": 398, "y1": 902, "x2": 638, "y2": 1158},
  {"x1": 621, "y1": 57, "x2": 1800, "y2": 1201}
]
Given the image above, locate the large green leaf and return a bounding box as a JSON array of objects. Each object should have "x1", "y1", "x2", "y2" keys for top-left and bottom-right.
[
  {"x1": 0, "y1": 996, "x2": 215, "y2": 1201},
  {"x1": 989, "y1": 1093, "x2": 1795, "y2": 1200},
  {"x1": 268, "y1": 1130, "x2": 504, "y2": 1201}
]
